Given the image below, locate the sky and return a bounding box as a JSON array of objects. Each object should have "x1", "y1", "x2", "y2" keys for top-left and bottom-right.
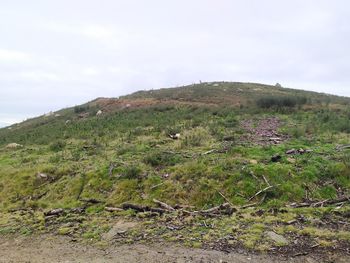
[{"x1": 0, "y1": 0, "x2": 350, "y2": 126}]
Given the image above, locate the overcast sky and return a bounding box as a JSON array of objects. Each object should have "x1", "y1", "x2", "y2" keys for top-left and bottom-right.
[{"x1": 0, "y1": 0, "x2": 349, "y2": 125}]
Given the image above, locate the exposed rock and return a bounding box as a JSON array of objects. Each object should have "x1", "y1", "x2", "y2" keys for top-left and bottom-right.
[
  {"x1": 5, "y1": 143, "x2": 23, "y2": 149},
  {"x1": 44, "y1": 112, "x2": 54, "y2": 117},
  {"x1": 102, "y1": 221, "x2": 138, "y2": 241},
  {"x1": 96, "y1": 110, "x2": 103, "y2": 116},
  {"x1": 287, "y1": 157, "x2": 296, "y2": 164},
  {"x1": 266, "y1": 231, "x2": 289, "y2": 245},
  {"x1": 36, "y1": 173, "x2": 48, "y2": 180},
  {"x1": 78, "y1": 112, "x2": 89, "y2": 118}
]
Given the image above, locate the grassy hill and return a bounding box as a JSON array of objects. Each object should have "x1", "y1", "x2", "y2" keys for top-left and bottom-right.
[{"x1": 0, "y1": 82, "x2": 349, "y2": 253}]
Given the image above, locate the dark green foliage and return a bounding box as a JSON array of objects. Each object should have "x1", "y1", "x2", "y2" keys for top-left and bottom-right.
[
  {"x1": 49, "y1": 140, "x2": 66, "y2": 152},
  {"x1": 256, "y1": 95, "x2": 307, "y2": 109},
  {"x1": 122, "y1": 165, "x2": 142, "y2": 179},
  {"x1": 74, "y1": 105, "x2": 89, "y2": 113}
]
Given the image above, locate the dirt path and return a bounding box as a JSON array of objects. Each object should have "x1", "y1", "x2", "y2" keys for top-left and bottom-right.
[{"x1": 0, "y1": 235, "x2": 348, "y2": 263}]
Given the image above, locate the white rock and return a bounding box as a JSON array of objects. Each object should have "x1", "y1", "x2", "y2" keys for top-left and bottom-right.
[{"x1": 6, "y1": 143, "x2": 23, "y2": 149}]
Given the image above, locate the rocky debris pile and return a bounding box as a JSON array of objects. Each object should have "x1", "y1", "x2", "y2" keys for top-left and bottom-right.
[{"x1": 240, "y1": 117, "x2": 288, "y2": 145}]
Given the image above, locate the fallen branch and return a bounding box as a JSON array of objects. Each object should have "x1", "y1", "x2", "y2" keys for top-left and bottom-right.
[
  {"x1": 108, "y1": 163, "x2": 115, "y2": 177},
  {"x1": 80, "y1": 198, "x2": 103, "y2": 204},
  {"x1": 262, "y1": 175, "x2": 270, "y2": 186},
  {"x1": 248, "y1": 185, "x2": 277, "y2": 201},
  {"x1": 44, "y1": 208, "x2": 64, "y2": 217},
  {"x1": 336, "y1": 144, "x2": 350, "y2": 151},
  {"x1": 105, "y1": 206, "x2": 124, "y2": 212},
  {"x1": 217, "y1": 191, "x2": 233, "y2": 207},
  {"x1": 289, "y1": 196, "x2": 350, "y2": 208},
  {"x1": 121, "y1": 203, "x2": 167, "y2": 214},
  {"x1": 203, "y1": 149, "x2": 217, "y2": 155},
  {"x1": 150, "y1": 182, "x2": 164, "y2": 190},
  {"x1": 153, "y1": 199, "x2": 175, "y2": 211},
  {"x1": 197, "y1": 203, "x2": 236, "y2": 216}
]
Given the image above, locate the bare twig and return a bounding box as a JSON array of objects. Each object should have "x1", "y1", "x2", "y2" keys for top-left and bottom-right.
[
  {"x1": 150, "y1": 183, "x2": 164, "y2": 189},
  {"x1": 248, "y1": 185, "x2": 278, "y2": 201},
  {"x1": 262, "y1": 175, "x2": 270, "y2": 186},
  {"x1": 217, "y1": 191, "x2": 233, "y2": 207}
]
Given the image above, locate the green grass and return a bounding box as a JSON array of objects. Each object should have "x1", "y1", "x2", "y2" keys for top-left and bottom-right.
[{"x1": 0, "y1": 82, "x2": 349, "y2": 250}]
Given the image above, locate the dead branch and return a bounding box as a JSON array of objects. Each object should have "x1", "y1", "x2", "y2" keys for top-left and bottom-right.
[
  {"x1": 121, "y1": 203, "x2": 167, "y2": 214},
  {"x1": 44, "y1": 208, "x2": 64, "y2": 217},
  {"x1": 150, "y1": 182, "x2": 164, "y2": 189},
  {"x1": 262, "y1": 175, "x2": 270, "y2": 186},
  {"x1": 197, "y1": 203, "x2": 236, "y2": 216},
  {"x1": 289, "y1": 196, "x2": 350, "y2": 208},
  {"x1": 105, "y1": 207, "x2": 124, "y2": 212},
  {"x1": 108, "y1": 162, "x2": 115, "y2": 177},
  {"x1": 80, "y1": 198, "x2": 104, "y2": 204},
  {"x1": 241, "y1": 202, "x2": 258, "y2": 209},
  {"x1": 203, "y1": 149, "x2": 217, "y2": 155},
  {"x1": 217, "y1": 191, "x2": 233, "y2": 207},
  {"x1": 248, "y1": 185, "x2": 277, "y2": 201},
  {"x1": 336, "y1": 144, "x2": 350, "y2": 151},
  {"x1": 153, "y1": 199, "x2": 175, "y2": 211}
]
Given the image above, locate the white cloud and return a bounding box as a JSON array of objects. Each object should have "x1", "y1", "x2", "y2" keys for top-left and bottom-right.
[
  {"x1": 81, "y1": 67, "x2": 100, "y2": 76},
  {"x1": 19, "y1": 71, "x2": 60, "y2": 82},
  {"x1": 0, "y1": 49, "x2": 32, "y2": 63},
  {"x1": 81, "y1": 25, "x2": 114, "y2": 40},
  {"x1": 0, "y1": 0, "x2": 349, "y2": 125}
]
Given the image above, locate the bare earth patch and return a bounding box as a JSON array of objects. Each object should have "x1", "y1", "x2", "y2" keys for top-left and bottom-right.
[
  {"x1": 240, "y1": 117, "x2": 288, "y2": 145},
  {"x1": 1, "y1": 234, "x2": 349, "y2": 263}
]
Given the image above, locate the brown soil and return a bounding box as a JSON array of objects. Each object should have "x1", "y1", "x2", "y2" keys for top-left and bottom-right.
[
  {"x1": 240, "y1": 117, "x2": 288, "y2": 145},
  {"x1": 0, "y1": 234, "x2": 349, "y2": 263}
]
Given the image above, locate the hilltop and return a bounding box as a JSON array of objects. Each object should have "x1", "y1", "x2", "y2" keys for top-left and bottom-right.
[{"x1": 0, "y1": 82, "x2": 349, "y2": 260}]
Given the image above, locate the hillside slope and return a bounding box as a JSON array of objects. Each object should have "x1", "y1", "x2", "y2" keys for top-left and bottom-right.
[{"x1": 0, "y1": 82, "x2": 349, "y2": 255}]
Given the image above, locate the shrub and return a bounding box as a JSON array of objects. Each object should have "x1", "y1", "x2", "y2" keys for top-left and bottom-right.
[
  {"x1": 144, "y1": 151, "x2": 181, "y2": 167},
  {"x1": 74, "y1": 105, "x2": 89, "y2": 113},
  {"x1": 123, "y1": 165, "x2": 142, "y2": 179},
  {"x1": 49, "y1": 140, "x2": 66, "y2": 152},
  {"x1": 256, "y1": 96, "x2": 307, "y2": 109}
]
